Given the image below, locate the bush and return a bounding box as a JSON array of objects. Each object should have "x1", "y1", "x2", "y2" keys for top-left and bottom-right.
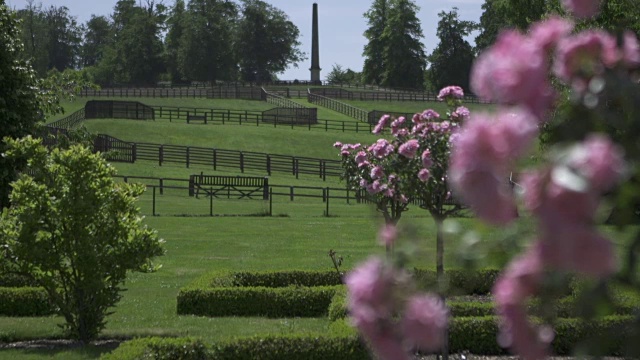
[
  {"x1": 0, "y1": 287, "x2": 54, "y2": 316},
  {"x1": 327, "y1": 287, "x2": 348, "y2": 321},
  {"x1": 177, "y1": 286, "x2": 339, "y2": 317},
  {"x1": 228, "y1": 271, "x2": 343, "y2": 288},
  {"x1": 413, "y1": 269, "x2": 500, "y2": 295},
  {"x1": 101, "y1": 337, "x2": 208, "y2": 360}
]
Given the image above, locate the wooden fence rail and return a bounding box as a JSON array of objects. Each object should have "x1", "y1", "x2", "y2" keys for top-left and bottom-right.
[{"x1": 307, "y1": 91, "x2": 369, "y2": 122}]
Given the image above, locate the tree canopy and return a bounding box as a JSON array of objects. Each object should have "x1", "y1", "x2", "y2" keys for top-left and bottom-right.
[{"x1": 428, "y1": 8, "x2": 477, "y2": 92}]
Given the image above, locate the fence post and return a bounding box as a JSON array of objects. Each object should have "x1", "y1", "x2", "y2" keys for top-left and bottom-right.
[
  {"x1": 213, "y1": 149, "x2": 217, "y2": 170},
  {"x1": 132, "y1": 143, "x2": 137, "y2": 162},
  {"x1": 210, "y1": 188, "x2": 214, "y2": 216},
  {"x1": 159, "y1": 178, "x2": 164, "y2": 195},
  {"x1": 159, "y1": 145, "x2": 164, "y2": 166},
  {"x1": 290, "y1": 186, "x2": 294, "y2": 201},
  {"x1": 346, "y1": 187, "x2": 350, "y2": 204},
  {"x1": 325, "y1": 188, "x2": 330, "y2": 217},
  {"x1": 186, "y1": 147, "x2": 190, "y2": 168},
  {"x1": 240, "y1": 152, "x2": 244, "y2": 173},
  {"x1": 267, "y1": 155, "x2": 271, "y2": 176},
  {"x1": 263, "y1": 177, "x2": 269, "y2": 200},
  {"x1": 269, "y1": 187, "x2": 273, "y2": 216},
  {"x1": 152, "y1": 186, "x2": 156, "y2": 216}
]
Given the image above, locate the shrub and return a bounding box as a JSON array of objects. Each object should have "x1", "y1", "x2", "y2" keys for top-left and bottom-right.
[
  {"x1": 101, "y1": 337, "x2": 208, "y2": 360},
  {"x1": 228, "y1": 270, "x2": 343, "y2": 287},
  {"x1": 328, "y1": 287, "x2": 348, "y2": 321},
  {"x1": 0, "y1": 287, "x2": 54, "y2": 316},
  {"x1": 413, "y1": 269, "x2": 500, "y2": 295},
  {"x1": 177, "y1": 286, "x2": 339, "y2": 317}
]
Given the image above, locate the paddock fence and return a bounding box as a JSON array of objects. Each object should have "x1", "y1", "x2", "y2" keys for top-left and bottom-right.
[{"x1": 307, "y1": 90, "x2": 369, "y2": 123}]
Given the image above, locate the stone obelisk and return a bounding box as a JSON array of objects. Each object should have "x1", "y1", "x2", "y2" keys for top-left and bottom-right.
[{"x1": 310, "y1": 3, "x2": 321, "y2": 84}]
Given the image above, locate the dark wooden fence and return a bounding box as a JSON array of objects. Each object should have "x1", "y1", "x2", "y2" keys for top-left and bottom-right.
[
  {"x1": 85, "y1": 100, "x2": 154, "y2": 120},
  {"x1": 48, "y1": 108, "x2": 85, "y2": 129}
]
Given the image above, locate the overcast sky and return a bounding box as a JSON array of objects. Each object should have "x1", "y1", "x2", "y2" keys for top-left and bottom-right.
[{"x1": 6, "y1": 0, "x2": 484, "y2": 81}]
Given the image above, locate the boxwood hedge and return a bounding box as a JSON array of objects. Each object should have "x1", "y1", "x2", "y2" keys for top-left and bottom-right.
[
  {"x1": 0, "y1": 287, "x2": 54, "y2": 316},
  {"x1": 101, "y1": 316, "x2": 635, "y2": 359}
]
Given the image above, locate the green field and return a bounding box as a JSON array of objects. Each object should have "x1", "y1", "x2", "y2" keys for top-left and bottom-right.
[{"x1": 1, "y1": 94, "x2": 634, "y2": 359}]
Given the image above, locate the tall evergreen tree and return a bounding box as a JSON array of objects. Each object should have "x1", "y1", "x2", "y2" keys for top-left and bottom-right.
[
  {"x1": 179, "y1": 0, "x2": 237, "y2": 83},
  {"x1": 16, "y1": 0, "x2": 48, "y2": 75},
  {"x1": 379, "y1": 0, "x2": 426, "y2": 89},
  {"x1": 165, "y1": 0, "x2": 186, "y2": 83},
  {"x1": 43, "y1": 5, "x2": 82, "y2": 72},
  {"x1": 428, "y1": 8, "x2": 477, "y2": 92},
  {"x1": 362, "y1": 0, "x2": 388, "y2": 86},
  {"x1": 236, "y1": 0, "x2": 305, "y2": 82}
]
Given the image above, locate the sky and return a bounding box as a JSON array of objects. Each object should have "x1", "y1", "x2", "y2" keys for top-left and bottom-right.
[{"x1": 6, "y1": 0, "x2": 484, "y2": 81}]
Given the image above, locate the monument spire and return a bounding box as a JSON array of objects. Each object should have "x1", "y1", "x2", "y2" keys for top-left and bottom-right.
[{"x1": 310, "y1": 3, "x2": 321, "y2": 84}]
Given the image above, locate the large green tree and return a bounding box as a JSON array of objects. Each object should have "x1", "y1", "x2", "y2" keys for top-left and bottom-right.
[
  {"x1": 0, "y1": 3, "x2": 58, "y2": 209},
  {"x1": 236, "y1": 0, "x2": 305, "y2": 82},
  {"x1": 179, "y1": 0, "x2": 237, "y2": 83},
  {"x1": 379, "y1": 0, "x2": 427, "y2": 89},
  {"x1": 362, "y1": 0, "x2": 388, "y2": 86},
  {"x1": 428, "y1": 8, "x2": 477, "y2": 92},
  {"x1": 0, "y1": 137, "x2": 164, "y2": 342},
  {"x1": 165, "y1": 0, "x2": 187, "y2": 83},
  {"x1": 81, "y1": 15, "x2": 112, "y2": 68},
  {"x1": 16, "y1": 3, "x2": 82, "y2": 75}
]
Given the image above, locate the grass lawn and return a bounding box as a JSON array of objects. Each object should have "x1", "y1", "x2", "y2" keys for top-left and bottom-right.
[
  {"x1": 82, "y1": 119, "x2": 379, "y2": 159},
  {"x1": 340, "y1": 99, "x2": 495, "y2": 115},
  {"x1": 3, "y1": 96, "x2": 637, "y2": 360}
]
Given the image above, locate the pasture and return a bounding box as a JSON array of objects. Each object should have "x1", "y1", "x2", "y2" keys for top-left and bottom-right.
[{"x1": 1, "y1": 87, "x2": 635, "y2": 360}]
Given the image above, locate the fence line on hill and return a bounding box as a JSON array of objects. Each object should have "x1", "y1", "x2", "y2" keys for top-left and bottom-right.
[{"x1": 307, "y1": 90, "x2": 369, "y2": 123}]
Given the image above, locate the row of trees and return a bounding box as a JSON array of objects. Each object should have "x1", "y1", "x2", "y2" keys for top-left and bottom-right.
[{"x1": 15, "y1": 0, "x2": 305, "y2": 86}]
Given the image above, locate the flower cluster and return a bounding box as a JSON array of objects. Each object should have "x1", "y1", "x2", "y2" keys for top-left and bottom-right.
[
  {"x1": 450, "y1": 1, "x2": 635, "y2": 358},
  {"x1": 346, "y1": 255, "x2": 449, "y2": 360}
]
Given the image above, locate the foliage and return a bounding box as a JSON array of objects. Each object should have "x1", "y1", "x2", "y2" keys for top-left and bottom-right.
[
  {"x1": 379, "y1": 0, "x2": 427, "y2": 89},
  {"x1": 0, "y1": 3, "x2": 61, "y2": 209},
  {"x1": 427, "y1": 8, "x2": 477, "y2": 92},
  {"x1": 362, "y1": 0, "x2": 389, "y2": 85},
  {"x1": 178, "y1": 0, "x2": 238, "y2": 84},
  {"x1": 325, "y1": 64, "x2": 362, "y2": 85},
  {"x1": 236, "y1": 0, "x2": 305, "y2": 82},
  {"x1": 16, "y1": 3, "x2": 82, "y2": 75},
  {"x1": 0, "y1": 287, "x2": 54, "y2": 317},
  {"x1": 164, "y1": 0, "x2": 187, "y2": 83},
  {"x1": 0, "y1": 137, "x2": 164, "y2": 342},
  {"x1": 81, "y1": 15, "x2": 112, "y2": 68}
]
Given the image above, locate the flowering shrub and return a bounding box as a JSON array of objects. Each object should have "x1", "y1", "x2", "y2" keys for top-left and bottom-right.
[{"x1": 342, "y1": 0, "x2": 640, "y2": 358}]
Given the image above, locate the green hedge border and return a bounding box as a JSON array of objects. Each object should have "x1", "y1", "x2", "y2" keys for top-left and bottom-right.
[
  {"x1": 0, "y1": 287, "x2": 54, "y2": 316},
  {"x1": 101, "y1": 316, "x2": 635, "y2": 359},
  {"x1": 177, "y1": 269, "x2": 502, "y2": 318}
]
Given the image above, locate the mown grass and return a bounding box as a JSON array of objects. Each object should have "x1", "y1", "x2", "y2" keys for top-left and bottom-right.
[
  {"x1": 341, "y1": 99, "x2": 494, "y2": 115},
  {"x1": 2, "y1": 96, "x2": 637, "y2": 359},
  {"x1": 82, "y1": 119, "x2": 379, "y2": 159}
]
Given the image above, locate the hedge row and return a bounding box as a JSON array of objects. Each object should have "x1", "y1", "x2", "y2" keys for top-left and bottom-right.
[
  {"x1": 328, "y1": 291, "x2": 639, "y2": 321},
  {"x1": 101, "y1": 316, "x2": 636, "y2": 359},
  {"x1": 0, "y1": 287, "x2": 54, "y2": 316},
  {"x1": 188, "y1": 269, "x2": 502, "y2": 294},
  {"x1": 177, "y1": 286, "x2": 340, "y2": 317}
]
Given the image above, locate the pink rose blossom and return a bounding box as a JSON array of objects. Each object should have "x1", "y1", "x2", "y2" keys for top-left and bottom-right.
[
  {"x1": 437, "y1": 86, "x2": 464, "y2": 101},
  {"x1": 401, "y1": 294, "x2": 449, "y2": 351},
  {"x1": 333, "y1": 141, "x2": 343, "y2": 148},
  {"x1": 418, "y1": 168, "x2": 431, "y2": 182},
  {"x1": 368, "y1": 180, "x2": 388, "y2": 194},
  {"x1": 530, "y1": 16, "x2": 574, "y2": 52},
  {"x1": 561, "y1": 0, "x2": 602, "y2": 18},
  {"x1": 359, "y1": 179, "x2": 369, "y2": 188},
  {"x1": 373, "y1": 115, "x2": 391, "y2": 134},
  {"x1": 355, "y1": 151, "x2": 368, "y2": 166},
  {"x1": 623, "y1": 30, "x2": 640, "y2": 68},
  {"x1": 421, "y1": 150, "x2": 433, "y2": 168},
  {"x1": 371, "y1": 165, "x2": 386, "y2": 180},
  {"x1": 449, "y1": 109, "x2": 538, "y2": 224},
  {"x1": 398, "y1": 139, "x2": 420, "y2": 158},
  {"x1": 420, "y1": 109, "x2": 440, "y2": 121},
  {"x1": 378, "y1": 224, "x2": 398, "y2": 247},
  {"x1": 565, "y1": 134, "x2": 626, "y2": 192},
  {"x1": 450, "y1": 106, "x2": 470, "y2": 122},
  {"x1": 370, "y1": 139, "x2": 395, "y2": 159},
  {"x1": 384, "y1": 188, "x2": 395, "y2": 198},
  {"x1": 553, "y1": 30, "x2": 618, "y2": 89}
]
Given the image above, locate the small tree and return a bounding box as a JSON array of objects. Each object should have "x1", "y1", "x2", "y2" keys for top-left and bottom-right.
[
  {"x1": 0, "y1": 137, "x2": 164, "y2": 342},
  {"x1": 337, "y1": 86, "x2": 468, "y2": 277}
]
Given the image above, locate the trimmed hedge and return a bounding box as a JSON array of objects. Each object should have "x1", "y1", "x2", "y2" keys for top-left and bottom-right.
[
  {"x1": 101, "y1": 316, "x2": 635, "y2": 359},
  {"x1": 177, "y1": 286, "x2": 339, "y2": 317},
  {"x1": 0, "y1": 287, "x2": 54, "y2": 316},
  {"x1": 101, "y1": 337, "x2": 208, "y2": 360},
  {"x1": 413, "y1": 269, "x2": 500, "y2": 295}
]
